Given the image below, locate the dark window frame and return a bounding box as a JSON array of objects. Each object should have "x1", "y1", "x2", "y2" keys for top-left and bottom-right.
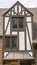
[
  {"x1": 11, "y1": 36, "x2": 18, "y2": 51},
  {"x1": 12, "y1": 17, "x2": 24, "y2": 30},
  {"x1": 19, "y1": 18, "x2": 23, "y2": 29},
  {"x1": 12, "y1": 18, "x2": 18, "y2": 28},
  {"x1": 4, "y1": 35, "x2": 18, "y2": 51},
  {"x1": 4, "y1": 36, "x2": 11, "y2": 51}
]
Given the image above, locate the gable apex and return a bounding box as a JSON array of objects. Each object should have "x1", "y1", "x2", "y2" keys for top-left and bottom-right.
[{"x1": 3, "y1": 1, "x2": 33, "y2": 16}]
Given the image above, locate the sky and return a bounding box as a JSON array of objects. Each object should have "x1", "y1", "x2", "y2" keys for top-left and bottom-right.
[{"x1": 0, "y1": 0, "x2": 37, "y2": 8}]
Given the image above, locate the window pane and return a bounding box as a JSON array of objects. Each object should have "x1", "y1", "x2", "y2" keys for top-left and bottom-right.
[
  {"x1": 4, "y1": 37, "x2": 10, "y2": 49},
  {"x1": 19, "y1": 18, "x2": 23, "y2": 28},
  {"x1": 12, "y1": 18, "x2": 23, "y2": 29},
  {"x1": 12, "y1": 37, "x2": 17, "y2": 49},
  {"x1": 13, "y1": 18, "x2": 17, "y2": 28}
]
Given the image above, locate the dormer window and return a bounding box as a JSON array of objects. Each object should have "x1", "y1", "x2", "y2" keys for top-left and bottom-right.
[{"x1": 3, "y1": 1, "x2": 33, "y2": 58}]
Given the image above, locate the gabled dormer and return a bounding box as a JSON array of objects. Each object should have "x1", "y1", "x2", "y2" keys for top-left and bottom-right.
[{"x1": 3, "y1": 1, "x2": 34, "y2": 60}]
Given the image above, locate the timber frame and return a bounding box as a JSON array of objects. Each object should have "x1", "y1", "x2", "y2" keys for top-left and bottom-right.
[{"x1": 3, "y1": 1, "x2": 33, "y2": 59}]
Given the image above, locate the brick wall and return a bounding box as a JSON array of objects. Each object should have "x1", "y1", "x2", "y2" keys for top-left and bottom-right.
[{"x1": 0, "y1": 38, "x2": 3, "y2": 65}]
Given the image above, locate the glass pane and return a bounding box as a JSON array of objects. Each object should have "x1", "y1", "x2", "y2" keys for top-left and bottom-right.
[
  {"x1": 12, "y1": 37, "x2": 17, "y2": 48},
  {"x1": 12, "y1": 18, "x2": 18, "y2": 28},
  {"x1": 12, "y1": 18, "x2": 23, "y2": 29},
  {"x1": 4, "y1": 37, "x2": 10, "y2": 49},
  {"x1": 19, "y1": 18, "x2": 23, "y2": 28}
]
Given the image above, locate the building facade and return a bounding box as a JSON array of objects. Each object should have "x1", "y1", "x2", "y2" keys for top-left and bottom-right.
[{"x1": 0, "y1": 1, "x2": 37, "y2": 65}]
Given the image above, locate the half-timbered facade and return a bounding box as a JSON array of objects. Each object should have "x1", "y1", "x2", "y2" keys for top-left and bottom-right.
[{"x1": 0, "y1": 1, "x2": 37, "y2": 65}]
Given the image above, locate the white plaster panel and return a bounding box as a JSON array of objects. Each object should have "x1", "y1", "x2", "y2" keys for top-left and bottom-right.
[
  {"x1": 22, "y1": 11, "x2": 24, "y2": 15},
  {"x1": 6, "y1": 21, "x2": 10, "y2": 35},
  {"x1": 5, "y1": 17, "x2": 9, "y2": 30},
  {"x1": 19, "y1": 32, "x2": 25, "y2": 50},
  {"x1": 26, "y1": 28, "x2": 31, "y2": 50},
  {"x1": 27, "y1": 23, "x2": 32, "y2": 44},
  {"x1": 26, "y1": 17, "x2": 31, "y2": 22},
  {"x1": 4, "y1": 52, "x2": 8, "y2": 57},
  {"x1": 28, "y1": 52, "x2": 33, "y2": 56},
  {"x1": 15, "y1": 5, "x2": 17, "y2": 13},
  {"x1": 12, "y1": 11, "x2": 14, "y2": 15},
  {"x1": 19, "y1": 5, "x2": 21, "y2": 13},
  {"x1": 12, "y1": 32, "x2": 17, "y2": 35}
]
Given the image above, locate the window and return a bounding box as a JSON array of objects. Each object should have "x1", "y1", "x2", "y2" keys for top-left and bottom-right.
[
  {"x1": 12, "y1": 17, "x2": 23, "y2": 29},
  {"x1": 19, "y1": 18, "x2": 23, "y2": 28},
  {"x1": 12, "y1": 36, "x2": 17, "y2": 49},
  {"x1": 12, "y1": 18, "x2": 17, "y2": 28},
  {"x1": 4, "y1": 32, "x2": 18, "y2": 51},
  {"x1": 4, "y1": 37, "x2": 10, "y2": 50},
  {"x1": 4, "y1": 36, "x2": 17, "y2": 51}
]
